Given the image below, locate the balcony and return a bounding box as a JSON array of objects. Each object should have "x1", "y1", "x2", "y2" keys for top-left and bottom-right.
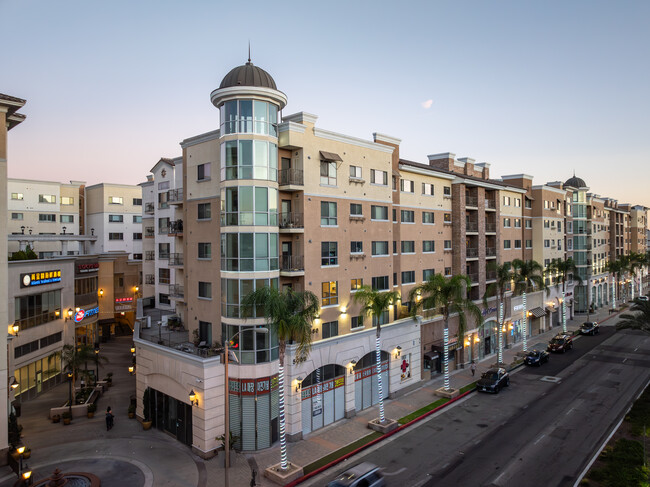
[
  {"x1": 145, "y1": 227, "x2": 155, "y2": 238},
  {"x1": 466, "y1": 248, "x2": 478, "y2": 258},
  {"x1": 168, "y1": 189, "x2": 183, "y2": 205},
  {"x1": 468, "y1": 273, "x2": 479, "y2": 285},
  {"x1": 145, "y1": 274, "x2": 155, "y2": 284},
  {"x1": 280, "y1": 255, "x2": 305, "y2": 276},
  {"x1": 169, "y1": 253, "x2": 184, "y2": 266},
  {"x1": 15, "y1": 310, "x2": 60, "y2": 332},
  {"x1": 145, "y1": 203, "x2": 155, "y2": 214},
  {"x1": 485, "y1": 200, "x2": 496, "y2": 210},
  {"x1": 486, "y1": 270, "x2": 497, "y2": 281},
  {"x1": 159, "y1": 252, "x2": 170, "y2": 260},
  {"x1": 466, "y1": 196, "x2": 478, "y2": 208},
  {"x1": 168, "y1": 220, "x2": 183, "y2": 236},
  {"x1": 279, "y1": 212, "x2": 304, "y2": 232},
  {"x1": 466, "y1": 222, "x2": 478, "y2": 233},
  {"x1": 485, "y1": 223, "x2": 497, "y2": 233},
  {"x1": 486, "y1": 247, "x2": 497, "y2": 258},
  {"x1": 278, "y1": 168, "x2": 304, "y2": 190},
  {"x1": 169, "y1": 284, "x2": 184, "y2": 299},
  {"x1": 145, "y1": 251, "x2": 155, "y2": 261}
]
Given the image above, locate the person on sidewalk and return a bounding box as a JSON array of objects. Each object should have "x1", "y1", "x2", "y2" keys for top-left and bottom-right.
[
  {"x1": 470, "y1": 361, "x2": 477, "y2": 377},
  {"x1": 106, "y1": 406, "x2": 114, "y2": 431}
]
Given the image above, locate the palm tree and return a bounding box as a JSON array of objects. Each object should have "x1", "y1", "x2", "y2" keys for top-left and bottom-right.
[
  {"x1": 410, "y1": 274, "x2": 482, "y2": 391},
  {"x1": 549, "y1": 258, "x2": 582, "y2": 332},
  {"x1": 512, "y1": 259, "x2": 546, "y2": 352},
  {"x1": 616, "y1": 299, "x2": 650, "y2": 332},
  {"x1": 241, "y1": 287, "x2": 319, "y2": 471},
  {"x1": 606, "y1": 257, "x2": 627, "y2": 310},
  {"x1": 61, "y1": 344, "x2": 107, "y2": 386},
  {"x1": 628, "y1": 252, "x2": 646, "y2": 300},
  {"x1": 352, "y1": 285, "x2": 399, "y2": 424},
  {"x1": 484, "y1": 262, "x2": 515, "y2": 364}
]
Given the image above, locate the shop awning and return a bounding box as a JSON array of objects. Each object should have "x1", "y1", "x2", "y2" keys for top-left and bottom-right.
[
  {"x1": 424, "y1": 351, "x2": 440, "y2": 361},
  {"x1": 319, "y1": 150, "x2": 343, "y2": 162},
  {"x1": 529, "y1": 307, "x2": 546, "y2": 318}
]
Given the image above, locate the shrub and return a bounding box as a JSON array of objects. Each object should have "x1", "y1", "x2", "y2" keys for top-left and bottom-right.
[{"x1": 62, "y1": 411, "x2": 72, "y2": 420}]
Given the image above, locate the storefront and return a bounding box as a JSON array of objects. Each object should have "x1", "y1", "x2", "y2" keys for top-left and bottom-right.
[
  {"x1": 354, "y1": 351, "x2": 389, "y2": 412},
  {"x1": 148, "y1": 387, "x2": 193, "y2": 447},
  {"x1": 301, "y1": 365, "x2": 346, "y2": 436},
  {"x1": 73, "y1": 305, "x2": 99, "y2": 346},
  {"x1": 14, "y1": 353, "x2": 63, "y2": 402},
  {"x1": 228, "y1": 375, "x2": 279, "y2": 451},
  {"x1": 75, "y1": 258, "x2": 100, "y2": 345}
]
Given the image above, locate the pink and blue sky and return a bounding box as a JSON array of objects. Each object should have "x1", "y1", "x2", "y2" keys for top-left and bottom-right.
[{"x1": 3, "y1": 0, "x2": 649, "y2": 206}]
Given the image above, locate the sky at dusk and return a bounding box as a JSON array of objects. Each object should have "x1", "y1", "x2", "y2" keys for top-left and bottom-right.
[{"x1": 3, "y1": 0, "x2": 649, "y2": 207}]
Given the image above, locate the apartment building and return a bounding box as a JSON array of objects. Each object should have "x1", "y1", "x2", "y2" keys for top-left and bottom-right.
[
  {"x1": 140, "y1": 157, "x2": 183, "y2": 311},
  {"x1": 85, "y1": 183, "x2": 143, "y2": 260},
  {"x1": 7, "y1": 179, "x2": 84, "y2": 257},
  {"x1": 1, "y1": 93, "x2": 27, "y2": 459},
  {"x1": 622, "y1": 204, "x2": 648, "y2": 255}
]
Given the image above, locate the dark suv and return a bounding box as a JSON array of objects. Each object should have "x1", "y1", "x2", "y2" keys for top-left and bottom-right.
[
  {"x1": 548, "y1": 333, "x2": 573, "y2": 353},
  {"x1": 580, "y1": 322, "x2": 600, "y2": 335}
]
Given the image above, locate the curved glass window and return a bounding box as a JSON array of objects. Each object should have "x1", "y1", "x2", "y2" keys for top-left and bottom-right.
[
  {"x1": 221, "y1": 232, "x2": 279, "y2": 271},
  {"x1": 222, "y1": 322, "x2": 279, "y2": 364},
  {"x1": 221, "y1": 277, "x2": 279, "y2": 319},
  {"x1": 221, "y1": 187, "x2": 278, "y2": 226},
  {"x1": 220, "y1": 140, "x2": 278, "y2": 182},
  {"x1": 220, "y1": 99, "x2": 278, "y2": 136}
]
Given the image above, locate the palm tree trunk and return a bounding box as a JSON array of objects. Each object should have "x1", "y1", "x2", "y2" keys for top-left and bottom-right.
[
  {"x1": 443, "y1": 318, "x2": 450, "y2": 391},
  {"x1": 522, "y1": 290, "x2": 528, "y2": 352},
  {"x1": 497, "y1": 300, "x2": 503, "y2": 364},
  {"x1": 278, "y1": 342, "x2": 288, "y2": 470},
  {"x1": 375, "y1": 327, "x2": 385, "y2": 423}
]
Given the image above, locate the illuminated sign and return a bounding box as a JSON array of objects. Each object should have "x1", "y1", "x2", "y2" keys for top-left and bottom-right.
[
  {"x1": 21, "y1": 270, "x2": 62, "y2": 288},
  {"x1": 74, "y1": 306, "x2": 99, "y2": 323},
  {"x1": 77, "y1": 263, "x2": 99, "y2": 273},
  {"x1": 115, "y1": 297, "x2": 133, "y2": 304}
]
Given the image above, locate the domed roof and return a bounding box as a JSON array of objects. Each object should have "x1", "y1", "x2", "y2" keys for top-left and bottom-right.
[
  {"x1": 219, "y1": 61, "x2": 277, "y2": 90},
  {"x1": 564, "y1": 175, "x2": 587, "y2": 188}
]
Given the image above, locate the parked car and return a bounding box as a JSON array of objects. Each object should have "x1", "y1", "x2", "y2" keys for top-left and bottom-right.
[
  {"x1": 524, "y1": 349, "x2": 550, "y2": 366},
  {"x1": 638, "y1": 296, "x2": 649, "y2": 302},
  {"x1": 548, "y1": 333, "x2": 573, "y2": 353},
  {"x1": 328, "y1": 462, "x2": 386, "y2": 487},
  {"x1": 477, "y1": 367, "x2": 510, "y2": 393},
  {"x1": 580, "y1": 322, "x2": 600, "y2": 335}
]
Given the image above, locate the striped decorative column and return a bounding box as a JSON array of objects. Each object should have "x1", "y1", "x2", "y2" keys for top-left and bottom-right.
[
  {"x1": 497, "y1": 302, "x2": 504, "y2": 364},
  {"x1": 375, "y1": 335, "x2": 385, "y2": 423},
  {"x1": 522, "y1": 292, "x2": 528, "y2": 352},
  {"x1": 443, "y1": 326, "x2": 450, "y2": 391},
  {"x1": 562, "y1": 291, "x2": 567, "y2": 333}
]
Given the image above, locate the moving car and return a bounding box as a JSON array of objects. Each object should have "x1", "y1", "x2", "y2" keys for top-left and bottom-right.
[
  {"x1": 477, "y1": 367, "x2": 510, "y2": 393},
  {"x1": 524, "y1": 349, "x2": 550, "y2": 366},
  {"x1": 580, "y1": 321, "x2": 600, "y2": 335},
  {"x1": 638, "y1": 296, "x2": 649, "y2": 302},
  {"x1": 548, "y1": 333, "x2": 573, "y2": 353},
  {"x1": 327, "y1": 462, "x2": 386, "y2": 487}
]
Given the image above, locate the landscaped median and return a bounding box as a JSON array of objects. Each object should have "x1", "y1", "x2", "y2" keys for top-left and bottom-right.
[{"x1": 285, "y1": 382, "x2": 477, "y2": 487}]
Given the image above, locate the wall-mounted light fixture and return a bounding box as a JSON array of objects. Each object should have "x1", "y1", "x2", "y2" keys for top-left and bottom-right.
[
  {"x1": 9, "y1": 377, "x2": 19, "y2": 390},
  {"x1": 12, "y1": 324, "x2": 19, "y2": 336},
  {"x1": 464, "y1": 339, "x2": 471, "y2": 347},
  {"x1": 65, "y1": 308, "x2": 74, "y2": 321},
  {"x1": 340, "y1": 306, "x2": 347, "y2": 315},
  {"x1": 99, "y1": 289, "x2": 104, "y2": 298},
  {"x1": 295, "y1": 377, "x2": 303, "y2": 392},
  {"x1": 189, "y1": 390, "x2": 199, "y2": 407},
  {"x1": 348, "y1": 360, "x2": 357, "y2": 374},
  {"x1": 55, "y1": 309, "x2": 61, "y2": 318},
  {"x1": 130, "y1": 346, "x2": 136, "y2": 354},
  {"x1": 394, "y1": 346, "x2": 402, "y2": 358},
  {"x1": 474, "y1": 335, "x2": 481, "y2": 343},
  {"x1": 128, "y1": 365, "x2": 135, "y2": 375}
]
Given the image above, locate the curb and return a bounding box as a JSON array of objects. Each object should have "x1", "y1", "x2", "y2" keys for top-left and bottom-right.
[{"x1": 285, "y1": 388, "x2": 475, "y2": 487}]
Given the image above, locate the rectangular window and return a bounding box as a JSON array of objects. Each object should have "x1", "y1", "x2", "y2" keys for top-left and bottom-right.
[
  {"x1": 392, "y1": 176, "x2": 397, "y2": 190},
  {"x1": 422, "y1": 183, "x2": 434, "y2": 196},
  {"x1": 351, "y1": 278, "x2": 363, "y2": 291},
  {"x1": 525, "y1": 239, "x2": 533, "y2": 248},
  {"x1": 401, "y1": 210, "x2": 415, "y2": 223},
  {"x1": 401, "y1": 271, "x2": 415, "y2": 284},
  {"x1": 61, "y1": 196, "x2": 74, "y2": 205},
  {"x1": 351, "y1": 315, "x2": 364, "y2": 329},
  {"x1": 504, "y1": 240, "x2": 511, "y2": 249},
  {"x1": 444, "y1": 213, "x2": 452, "y2": 223},
  {"x1": 514, "y1": 240, "x2": 522, "y2": 249},
  {"x1": 59, "y1": 215, "x2": 73, "y2": 223},
  {"x1": 401, "y1": 241, "x2": 415, "y2": 253},
  {"x1": 38, "y1": 214, "x2": 56, "y2": 222},
  {"x1": 133, "y1": 233, "x2": 142, "y2": 240},
  {"x1": 544, "y1": 239, "x2": 550, "y2": 248},
  {"x1": 133, "y1": 198, "x2": 142, "y2": 206},
  {"x1": 371, "y1": 205, "x2": 388, "y2": 220},
  {"x1": 444, "y1": 240, "x2": 452, "y2": 250},
  {"x1": 567, "y1": 221, "x2": 573, "y2": 233},
  {"x1": 544, "y1": 219, "x2": 550, "y2": 228},
  {"x1": 198, "y1": 203, "x2": 211, "y2": 220},
  {"x1": 350, "y1": 241, "x2": 363, "y2": 253},
  {"x1": 11, "y1": 193, "x2": 23, "y2": 200},
  {"x1": 159, "y1": 293, "x2": 170, "y2": 305},
  {"x1": 321, "y1": 242, "x2": 338, "y2": 266},
  {"x1": 525, "y1": 220, "x2": 532, "y2": 229},
  {"x1": 567, "y1": 239, "x2": 573, "y2": 251},
  {"x1": 320, "y1": 201, "x2": 337, "y2": 226},
  {"x1": 198, "y1": 242, "x2": 212, "y2": 259},
  {"x1": 443, "y1": 186, "x2": 451, "y2": 197},
  {"x1": 371, "y1": 276, "x2": 389, "y2": 291},
  {"x1": 557, "y1": 239, "x2": 562, "y2": 250},
  {"x1": 515, "y1": 198, "x2": 521, "y2": 207},
  {"x1": 393, "y1": 209, "x2": 397, "y2": 223},
  {"x1": 108, "y1": 214, "x2": 123, "y2": 223},
  {"x1": 503, "y1": 196, "x2": 511, "y2": 206},
  {"x1": 158, "y1": 243, "x2": 170, "y2": 258},
  {"x1": 422, "y1": 211, "x2": 435, "y2": 224},
  {"x1": 108, "y1": 196, "x2": 123, "y2": 205},
  {"x1": 514, "y1": 218, "x2": 521, "y2": 228},
  {"x1": 525, "y1": 198, "x2": 532, "y2": 209},
  {"x1": 423, "y1": 240, "x2": 435, "y2": 252},
  {"x1": 158, "y1": 181, "x2": 170, "y2": 191},
  {"x1": 11, "y1": 213, "x2": 23, "y2": 220},
  {"x1": 158, "y1": 217, "x2": 169, "y2": 234},
  {"x1": 544, "y1": 200, "x2": 550, "y2": 209},
  {"x1": 320, "y1": 160, "x2": 337, "y2": 186},
  {"x1": 322, "y1": 320, "x2": 339, "y2": 339},
  {"x1": 444, "y1": 267, "x2": 452, "y2": 277},
  {"x1": 198, "y1": 163, "x2": 211, "y2": 181},
  {"x1": 372, "y1": 241, "x2": 389, "y2": 256},
  {"x1": 198, "y1": 281, "x2": 212, "y2": 299},
  {"x1": 350, "y1": 203, "x2": 363, "y2": 216},
  {"x1": 423, "y1": 269, "x2": 435, "y2": 281},
  {"x1": 372, "y1": 310, "x2": 389, "y2": 326},
  {"x1": 39, "y1": 194, "x2": 56, "y2": 204},
  {"x1": 393, "y1": 241, "x2": 397, "y2": 254},
  {"x1": 503, "y1": 218, "x2": 511, "y2": 228},
  {"x1": 321, "y1": 281, "x2": 338, "y2": 306},
  {"x1": 158, "y1": 268, "x2": 170, "y2": 284},
  {"x1": 350, "y1": 165, "x2": 362, "y2": 179},
  {"x1": 133, "y1": 215, "x2": 142, "y2": 223},
  {"x1": 109, "y1": 233, "x2": 124, "y2": 240},
  {"x1": 400, "y1": 179, "x2": 414, "y2": 193},
  {"x1": 370, "y1": 169, "x2": 388, "y2": 185},
  {"x1": 558, "y1": 221, "x2": 562, "y2": 232}
]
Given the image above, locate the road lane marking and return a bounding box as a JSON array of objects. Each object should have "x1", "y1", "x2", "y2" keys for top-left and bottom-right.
[
  {"x1": 566, "y1": 408, "x2": 575, "y2": 416},
  {"x1": 534, "y1": 434, "x2": 546, "y2": 445},
  {"x1": 622, "y1": 358, "x2": 628, "y2": 363},
  {"x1": 381, "y1": 467, "x2": 406, "y2": 476}
]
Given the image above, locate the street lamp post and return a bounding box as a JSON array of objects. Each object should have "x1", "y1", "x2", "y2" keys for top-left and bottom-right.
[
  {"x1": 224, "y1": 327, "x2": 268, "y2": 487},
  {"x1": 67, "y1": 371, "x2": 73, "y2": 416},
  {"x1": 94, "y1": 347, "x2": 100, "y2": 386}
]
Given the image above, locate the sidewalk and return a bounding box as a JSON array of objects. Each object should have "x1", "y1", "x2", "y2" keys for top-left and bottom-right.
[{"x1": 0, "y1": 307, "x2": 621, "y2": 487}]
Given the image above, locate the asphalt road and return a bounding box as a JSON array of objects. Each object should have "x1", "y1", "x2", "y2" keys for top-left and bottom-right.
[{"x1": 317, "y1": 324, "x2": 650, "y2": 487}]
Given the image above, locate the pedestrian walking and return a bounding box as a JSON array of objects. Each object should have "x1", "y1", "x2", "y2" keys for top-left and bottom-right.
[
  {"x1": 470, "y1": 361, "x2": 477, "y2": 377},
  {"x1": 106, "y1": 406, "x2": 114, "y2": 431}
]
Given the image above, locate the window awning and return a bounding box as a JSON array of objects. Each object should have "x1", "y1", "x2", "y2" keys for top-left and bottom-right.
[
  {"x1": 320, "y1": 150, "x2": 343, "y2": 162},
  {"x1": 529, "y1": 307, "x2": 546, "y2": 318}
]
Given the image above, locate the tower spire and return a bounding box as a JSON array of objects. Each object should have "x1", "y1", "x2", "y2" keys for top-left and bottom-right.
[{"x1": 248, "y1": 41, "x2": 251, "y2": 63}]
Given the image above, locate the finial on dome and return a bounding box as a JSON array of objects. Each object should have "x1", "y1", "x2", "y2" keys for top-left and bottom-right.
[{"x1": 248, "y1": 41, "x2": 251, "y2": 64}]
